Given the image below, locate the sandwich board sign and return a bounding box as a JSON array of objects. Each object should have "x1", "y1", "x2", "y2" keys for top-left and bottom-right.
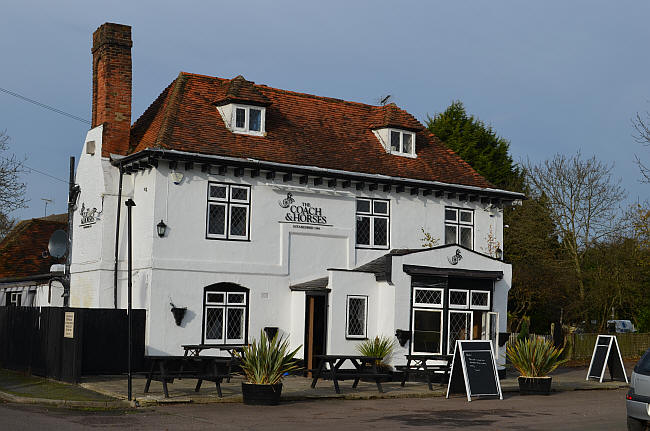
[
  {"x1": 446, "y1": 340, "x2": 502, "y2": 401},
  {"x1": 586, "y1": 335, "x2": 628, "y2": 383}
]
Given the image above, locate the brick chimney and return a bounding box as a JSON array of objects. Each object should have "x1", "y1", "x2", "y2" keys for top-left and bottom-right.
[{"x1": 91, "y1": 23, "x2": 132, "y2": 157}]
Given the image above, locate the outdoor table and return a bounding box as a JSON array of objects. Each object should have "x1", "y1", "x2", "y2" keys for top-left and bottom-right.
[
  {"x1": 143, "y1": 355, "x2": 234, "y2": 398},
  {"x1": 181, "y1": 344, "x2": 245, "y2": 382},
  {"x1": 182, "y1": 344, "x2": 245, "y2": 357},
  {"x1": 310, "y1": 354, "x2": 388, "y2": 394},
  {"x1": 400, "y1": 354, "x2": 452, "y2": 390}
]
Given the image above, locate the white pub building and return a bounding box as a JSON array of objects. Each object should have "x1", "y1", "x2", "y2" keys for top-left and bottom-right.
[{"x1": 70, "y1": 23, "x2": 524, "y2": 369}]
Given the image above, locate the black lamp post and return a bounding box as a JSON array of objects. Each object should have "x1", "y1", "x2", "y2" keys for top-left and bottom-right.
[
  {"x1": 156, "y1": 220, "x2": 167, "y2": 237},
  {"x1": 125, "y1": 198, "x2": 136, "y2": 402}
]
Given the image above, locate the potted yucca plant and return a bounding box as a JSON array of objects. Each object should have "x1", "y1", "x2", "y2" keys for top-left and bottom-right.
[
  {"x1": 356, "y1": 335, "x2": 396, "y2": 375},
  {"x1": 506, "y1": 336, "x2": 568, "y2": 395},
  {"x1": 234, "y1": 331, "x2": 301, "y2": 405}
]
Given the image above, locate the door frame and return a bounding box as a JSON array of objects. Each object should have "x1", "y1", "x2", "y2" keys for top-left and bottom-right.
[{"x1": 304, "y1": 292, "x2": 328, "y2": 376}]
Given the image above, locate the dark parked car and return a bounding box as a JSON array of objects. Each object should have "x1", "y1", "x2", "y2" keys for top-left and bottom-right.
[{"x1": 627, "y1": 348, "x2": 650, "y2": 430}]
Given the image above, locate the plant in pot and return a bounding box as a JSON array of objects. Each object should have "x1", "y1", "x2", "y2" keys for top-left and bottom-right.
[
  {"x1": 506, "y1": 336, "x2": 568, "y2": 395},
  {"x1": 234, "y1": 330, "x2": 301, "y2": 405},
  {"x1": 356, "y1": 335, "x2": 397, "y2": 376}
]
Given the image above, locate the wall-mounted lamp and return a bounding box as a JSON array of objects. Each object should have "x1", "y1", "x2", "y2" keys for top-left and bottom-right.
[
  {"x1": 157, "y1": 220, "x2": 167, "y2": 237},
  {"x1": 496, "y1": 248, "x2": 503, "y2": 260}
]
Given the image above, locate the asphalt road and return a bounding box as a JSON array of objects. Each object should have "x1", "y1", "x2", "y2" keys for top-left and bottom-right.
[{"x1": 0, "y1": 388, "x2": 629, "y2": 430}]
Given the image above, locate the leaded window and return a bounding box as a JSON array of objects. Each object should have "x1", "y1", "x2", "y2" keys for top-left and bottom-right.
[
  {"x1": 356, "y1": 198, "x2": 389, "y2": 249},
  {"x1": 448, "y1": 289, "x2": 469, "y2": 309},
  {"x1": 203, "y1": 284, "x2": 248, "y2": 344},
  {"x1": 206, "y1": 182, "x2": 251, "y2": 240},
  {"x1": 346, "y1": 295, "x2": 368, "y2": 338},
  {"x1": 413, "y1": 287, "x2": 443, "y2": 308},
  {"x1": 470, "y1": 290, "x2": 490, "y2": 310},
  {"x1": 444, "y1": 207, "x2": 473, "y2": 249}
]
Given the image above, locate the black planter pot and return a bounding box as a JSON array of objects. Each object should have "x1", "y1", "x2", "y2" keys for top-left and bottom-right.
[
  {"x1": 241, "y1": 382, "x2": 283, "y2": 405},
  {"x1": 517, "y1": 376, "x2": 552, "y2": 395}
]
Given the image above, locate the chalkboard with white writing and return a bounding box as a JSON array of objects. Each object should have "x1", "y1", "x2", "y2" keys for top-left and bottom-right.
[{"x1": 446, "y1": 340, "x2": 502, "y2": 401}]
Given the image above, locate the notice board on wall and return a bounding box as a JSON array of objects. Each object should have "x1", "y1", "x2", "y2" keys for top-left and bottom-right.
[
  {"x1": 446, "y1": 340, "x2": 502, "y2": 401},
  {"x1": 586, "y1": 335, "x2": 628, "y2": 383}
]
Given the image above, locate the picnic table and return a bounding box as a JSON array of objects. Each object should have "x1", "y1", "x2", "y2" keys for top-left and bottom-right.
[
  {"x1": 310, "y1": 355, "x2": 389, "y2": 394},
  {"x1": 143, "y1": 355, "x2": 234, "y2": 398},
  {"x1": 398, "y1": 354, "x2": 452, "y2": 390},
  {"x1": 182, "y1": 344, "x2": 245, "y2": 383},
  {"x1": 182, "y1": 344, "x2": 245, "y2": 357}
]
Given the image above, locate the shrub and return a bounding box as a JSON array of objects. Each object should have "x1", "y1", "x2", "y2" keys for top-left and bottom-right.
[
  {"x1": 507, "y1": 336, "x2": 568, "y2": 377},
  {"x1": 234, "y1": 331, "x2": 301, "y2": 385},
  {"x1": 356, "y1": 335, "x2": 397, "y2": 370}
]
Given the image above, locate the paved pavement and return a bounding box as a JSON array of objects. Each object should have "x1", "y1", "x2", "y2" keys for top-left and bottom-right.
[
  {"x1": 0, "y1": 387, "x2": 630, "y2": 430},
  {"x1": 79, "y1": 365, "x2": 631, "y2": 405}
]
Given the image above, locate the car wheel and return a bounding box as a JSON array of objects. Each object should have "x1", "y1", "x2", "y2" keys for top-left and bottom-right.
[{"x1": 627, "y1": 416, "x2": 647, "y2": 431}]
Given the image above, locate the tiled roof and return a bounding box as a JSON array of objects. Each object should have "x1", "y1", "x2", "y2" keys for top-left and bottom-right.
[
  {"x1": 129, "y1": 73, "x2": 494, "y2": 189},
  {"x1": 214, "y1": 75, "x2": 271, "y2": 107},
  {"x1": 0, "y1": 214, "x2": 67, "y2": 281}
]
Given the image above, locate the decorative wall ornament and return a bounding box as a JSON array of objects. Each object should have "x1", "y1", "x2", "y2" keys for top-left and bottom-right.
[
  {"x1": 278, "y1": 192, "x2": 295, "y2": 208},
  {"x1": 79, "y1": 203, "x2": 102, "y2": 226},
  {"x1": 447, "y1": 249, "x2": 463, "y2": 265}
]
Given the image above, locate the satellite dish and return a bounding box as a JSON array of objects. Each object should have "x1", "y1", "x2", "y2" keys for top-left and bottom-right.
[{"x1": 48, "y1": 230, "x2": 68, "y2": 258}]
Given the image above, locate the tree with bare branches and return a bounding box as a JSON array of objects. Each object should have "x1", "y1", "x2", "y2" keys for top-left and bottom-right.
[
  {"x1": 632, "y1": 111, "x2": 650, "y2": 182},
  {"x1": 0, "y1": 130, "x2": 26, "y2": 239},
  {"x1": 525, "y1": 153, "x2": 627, "y2": 309}
]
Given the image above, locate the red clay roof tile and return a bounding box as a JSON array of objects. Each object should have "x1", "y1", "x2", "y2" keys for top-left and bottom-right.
[
  {"x1": 129, "y1": 73, "x2": 493, "y2": 189},
  {"x1": 0, "y1": 215, "x2": 67, "y2": 280}
]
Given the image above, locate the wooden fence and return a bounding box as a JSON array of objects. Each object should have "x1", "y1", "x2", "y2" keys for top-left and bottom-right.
[
  {"x1": 507, "y1": 332, "x2": 650, "y2": 361},
  {"x1": 0, "y1": 307, "x2": 146, "y2": 382}
]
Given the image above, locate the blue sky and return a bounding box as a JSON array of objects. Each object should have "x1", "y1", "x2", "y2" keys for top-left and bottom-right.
[{"x1": 1, "y1": 1, "x2": 649, "y2": 219}]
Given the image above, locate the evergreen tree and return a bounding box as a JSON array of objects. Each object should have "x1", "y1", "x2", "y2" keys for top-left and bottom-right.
[{"x1": 427, "y1": 101, "x2": 523, "y2": 190}]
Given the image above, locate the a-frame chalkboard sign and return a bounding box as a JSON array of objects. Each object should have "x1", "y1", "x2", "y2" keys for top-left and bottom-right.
[
  {"x1": 446, "y1": 340, "x2": 503, "y2": 401},
  {"x1": 586, "y1": 335, "x2": 628, "y2": 383}
]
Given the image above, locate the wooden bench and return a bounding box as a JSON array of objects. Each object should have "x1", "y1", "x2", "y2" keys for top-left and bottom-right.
[
  {"x1": 397, "y1": 354, "x2": 452, "y2": 390},
  {"x1": 143, "y1": 356, "x2": 233, "y2": 398}
]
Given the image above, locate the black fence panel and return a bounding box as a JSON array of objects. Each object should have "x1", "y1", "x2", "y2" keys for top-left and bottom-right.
[
  {"x1": 0, "y1": 307, "x2": 146, "y2": 382},
  {"x1": 81, "y1": 308, "x2": 146, "y2": 375}
]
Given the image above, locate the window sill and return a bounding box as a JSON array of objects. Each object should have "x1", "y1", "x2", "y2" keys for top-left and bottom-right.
[
  {"x1": 345, "y1": 336, "x2": 368, "y2": 340},
  {"x1": 355, "y1": 245, "x2": 390, "y2": 250},
  {"x1": 232, "y1": 129, "x2": 266, "y2": 137},
  {"x1": 388, "y1": 151, "x2": 417, "y2": 159}
]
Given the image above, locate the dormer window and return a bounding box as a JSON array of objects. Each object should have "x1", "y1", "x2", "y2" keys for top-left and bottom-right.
[
  {"x1": 390, "y1": 129, "x2": 415, "y2": 156},
  {"x1": 233, "y1": 105, "x2": 265, "y2": 135}
]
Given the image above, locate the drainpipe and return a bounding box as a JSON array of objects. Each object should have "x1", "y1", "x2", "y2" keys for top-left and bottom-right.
[{"x1": 113, "y1": 166, "x2": 124, "y2": 309}]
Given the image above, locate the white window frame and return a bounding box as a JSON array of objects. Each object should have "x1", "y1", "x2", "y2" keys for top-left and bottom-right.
[
  {"x1": 9, "y1": 292, "x2": 22, "y2": 306},
  {"x1": 447, "y1": 310, "x2": 473, "y2": 355},
  {"x1": 206, "y1": 182, "x2": 251, "y2": 241},
  {"x1": 388, "y1": 129, "x2": 416, "y2": 157},
  {"x1": 203, "y1": 290, "x2": 247, "y2": 345},
  {"x1": 345, "y1": 295, "x2": 368, "y2": 339},
  {"x1": 232, "y1": 104, "x2": 266, "y2": 136},
  {"x1": 444, "y1": 207, "x2": 474, "y2": 249},
  {"x1": 412, "y1": 287, "x2": 444, "y2": 309},
  {"x1": 448, "y1": 289, "x2": 469, "y2": 309},
  {"x1": 485, "y1": 311, "x2": 499, "y2": 356},
  {"x1": 470, "y1": 290, "x2": 490, "y2": 311},
  {"x1": 355, "y1": 198, "x2": 390, "y2": 249},
  {"x1": 411, "y1": 308, "x2": 443, "y2": 355}
]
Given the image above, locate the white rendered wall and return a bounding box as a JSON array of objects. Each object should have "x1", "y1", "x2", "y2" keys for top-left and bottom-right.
[{"x1": 70, "y1": 135, "x2": 509, "y2": 355}]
